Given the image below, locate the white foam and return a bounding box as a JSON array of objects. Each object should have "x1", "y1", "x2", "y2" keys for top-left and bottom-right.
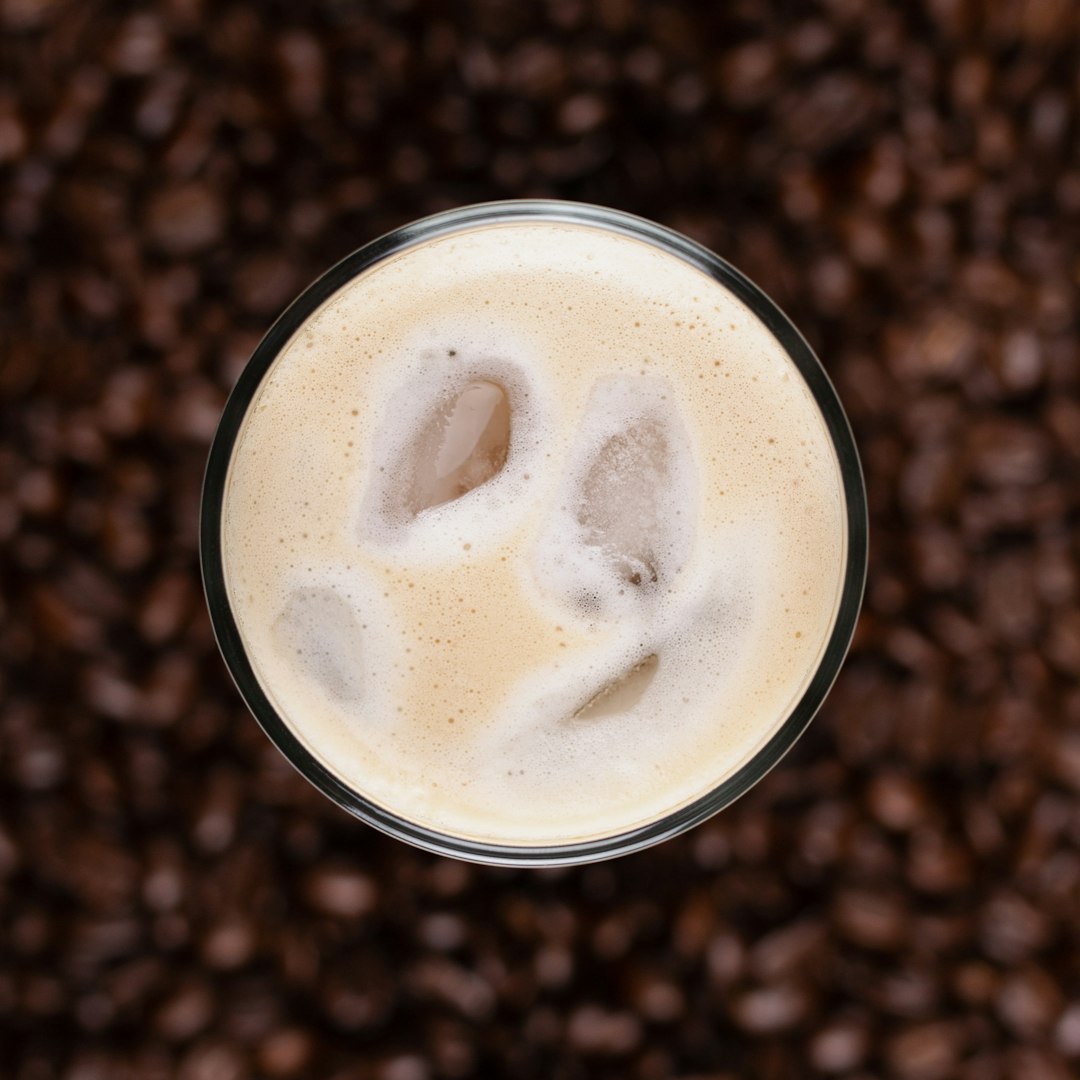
[
  {"x1": 530, "y1": 373, "x2": 698, "y2": 623},
  {"x1": 357, "y1": 320, "x2": 551, "y2": 558},
  {"x1": 478, "y1": 524, "x2": 767, "y2": 816},
  {"x1": 220, "y1": 219, "x2": 847, "y2": 846}
]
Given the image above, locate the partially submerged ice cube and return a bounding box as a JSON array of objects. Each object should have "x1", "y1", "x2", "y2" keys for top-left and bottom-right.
[
  {"x1": 577, "y1": 419, "x2": 670, "y2": 587},
  {"x1": 572, "y1": 653, "x2": 659, "y2": 720},
  {"x1": 271, "y1": 586, "x2": 365, "y2": 702},
  {"x1": 405, "y1": 380, "x2": 511, "y2": 515},
  {"x1": 529, "y1": 374, "x2": 698, "y2": 620}
]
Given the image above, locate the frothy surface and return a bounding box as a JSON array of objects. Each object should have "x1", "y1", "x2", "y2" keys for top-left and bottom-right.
[{"x1": 222, "y1": 220, "x2": 846, "y2": 846}]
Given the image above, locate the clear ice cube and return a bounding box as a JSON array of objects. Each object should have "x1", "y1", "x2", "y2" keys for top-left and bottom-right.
[
  {"x1": 405, "y1": 380, "x2": 510, "y2": 515},
  {"x1": 578, "y1": 420, "x2": 669, "y2": 586}
]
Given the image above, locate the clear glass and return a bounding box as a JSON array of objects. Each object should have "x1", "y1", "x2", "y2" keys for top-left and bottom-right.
[{"x1": 200, "y1": 200, "x2": 868, "y2": 867}]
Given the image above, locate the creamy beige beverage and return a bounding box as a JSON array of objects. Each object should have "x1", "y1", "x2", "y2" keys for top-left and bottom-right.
[{"x1": 221, "y1": 219, "x2": 846, "y2": 846}]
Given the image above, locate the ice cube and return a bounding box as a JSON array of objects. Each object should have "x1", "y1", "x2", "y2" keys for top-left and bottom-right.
[
  {"x1": 271, "y1": 586, "x2": 364, "y2": 702},
  {"x1": 578, "y1": 420, "x2": 669, "y2": 586},
  {"x1": 405, "y1": 380, "x2": 510, "y2": 515},
  {"x1": 572, "y1": 653, "x2": 659, "y2": 720},
  {"x1": 530, "y1": 374, "x2": 697, "y2": 618}
]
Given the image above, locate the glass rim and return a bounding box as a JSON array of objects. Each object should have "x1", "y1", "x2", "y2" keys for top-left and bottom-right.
[{"x1": 200, "y1": 199, "x2": 869, "y2": 867}]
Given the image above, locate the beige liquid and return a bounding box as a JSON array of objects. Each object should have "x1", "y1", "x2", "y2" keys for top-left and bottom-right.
[{"x1": 222, "y1": 220, "x2": 847, "y2": 846}]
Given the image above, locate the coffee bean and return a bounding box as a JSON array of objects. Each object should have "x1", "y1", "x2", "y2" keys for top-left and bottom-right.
[
  {"x1": 731, "y1": 984, "x2": 811, "y2": 1035},
  {"x1": 256, "y1": 1029, "x2": 314, "y2": 1078},
  {"x1": 303, "y1": 866, "x2": 377, "y2": 918},
  {"x1": 885, "y1": 1021, "x2": 965, "y2": 1080},
  {"x1": 996, "y1": 968, "x2": 1064, "y2": 1039},
  {"x1": 833, "y1": 889, "x2": 910, "y2": 951},
  {"x1": 809, "y1": 1017, "x2": 870, "y2": 1073},
  {"x1": 177, "y1": 1043, "x2": 250, "y2": 1080},
  {"x1": 145, "y1": 183, "x2": 226, "y2": 256},
  {"x1": 567, "y1": 1005, "x2": 642, "y2": 1055},
  {"x1": 154, "y1": 983, "x2": 215, "y2": 1042}
]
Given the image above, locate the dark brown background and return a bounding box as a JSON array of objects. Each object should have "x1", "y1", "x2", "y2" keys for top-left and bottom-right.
[{"x1": 3, "y1": 1, "x2": 1080, "y2": 1078}]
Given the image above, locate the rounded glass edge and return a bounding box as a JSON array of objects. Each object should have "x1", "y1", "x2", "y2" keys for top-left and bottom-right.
[{"x1": 199, "y1": 199, "x2": 869, "y2": 868}]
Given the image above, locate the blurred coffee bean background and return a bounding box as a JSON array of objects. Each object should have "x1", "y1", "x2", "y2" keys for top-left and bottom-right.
[{"x1": 3, "y1": 0, "x2": 1080, "y2": 1077}]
